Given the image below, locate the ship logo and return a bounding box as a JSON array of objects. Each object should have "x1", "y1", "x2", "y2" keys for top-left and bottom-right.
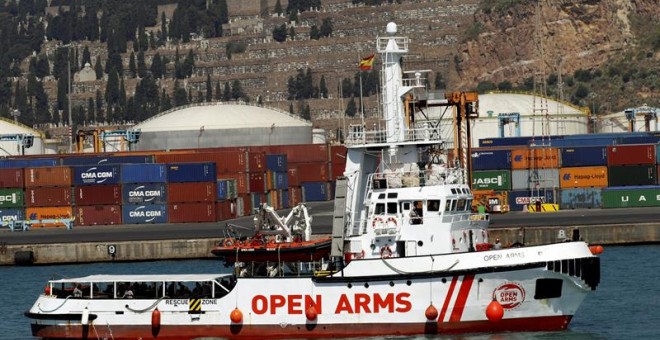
[
  {"x1": 493, "y1": 282, "x2": 525, "y2": 310},
  {"x1": 514, "y1": 155, "x2": 523, "y2": 162},
  {"x1": 563, "y1": 174, "x2": 571, "y2": 181}
]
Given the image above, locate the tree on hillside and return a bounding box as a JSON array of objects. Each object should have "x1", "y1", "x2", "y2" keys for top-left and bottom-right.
[
  {"x1": 129, "y1": 52, "x2": 137, "y2": 78},
  {"x1": 289, "y1": 26, "x2": 296, "y2": 40},
  {"x1": 105, "y1": 68, "x2": 120, "y2": 107},
  {"x1": 345, "y1": 97, "x2": 357, "y2": 117},
  {"x1": 173, "y1": 80, "x2": 188, "y2": 107},
  {"x1": 137, "y1": 51, "x2": 147, "y2": 78},
  {"x1": 231, "y1": 80, "x2": 245, "y2": 101},
  {"x1": 320, "y1": 18, "x2": 333, "y2": 38},
  {"x1": 223, "y1": 82, "x2": 231, "y2": 101},
  {"x1": 35, "y1": 54, "x2": 50, "y2": 78},
  {"x1": 206, "y1": 73, "x2": 212, "y2": 102},
  {"x1": 215, "y1": 82, "x2": 222, "y2": 101},
  {"x1": 95, "y1": 58, "x2": 104, "y2": 80},
  {"x1": 150, "y1": 53, "x2": 163, "y2": 79},
  {"x1": 87, "y1": 97, "x2": 95, "y2": 122},
  {"x1": 272, "y1": 24, "x2": 287, "y2": 42},
  {"x1": 319, "y1": 75, "x2": 328, "y2": 98},
  {"x1": 274, "y1": 0, "x2": 283, "y2": 16},
  {"x1": 310, "y1": 25, "x2": 320, "y2": 40},
  {"x1": 81, "y1": 46, "x2": 91, "y2": 68}
]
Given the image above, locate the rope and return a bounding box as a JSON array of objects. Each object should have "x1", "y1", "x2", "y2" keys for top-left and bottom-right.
[
  {"x1": 38, "y1": 296, "x2": 71, "y2": 313},
  {"x1": 124, "y1": 297, "x2": 164, "y2": 313}
]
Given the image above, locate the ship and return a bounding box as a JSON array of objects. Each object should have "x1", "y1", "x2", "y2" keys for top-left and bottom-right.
[{"x1": 25, "y1": 22, "x2": 600, "y2": 339}]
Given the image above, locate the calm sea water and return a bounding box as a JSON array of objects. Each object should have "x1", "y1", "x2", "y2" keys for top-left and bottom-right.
[{"x1": 1, "y1": 245, "x2": 658, "y2": 339}]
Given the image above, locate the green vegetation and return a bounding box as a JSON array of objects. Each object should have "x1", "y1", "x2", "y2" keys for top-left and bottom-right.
[{"x1": 479, "y1": 0, "x2": 527, "y2": 15}]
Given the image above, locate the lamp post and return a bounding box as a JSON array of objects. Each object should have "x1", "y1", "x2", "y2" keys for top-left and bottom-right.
[
  {"x1": 11, "y1": 109, "x2": 20, "y2": 123},
  {"x1": 57, "y1": 43, "x2": 74, "y2": 153}
]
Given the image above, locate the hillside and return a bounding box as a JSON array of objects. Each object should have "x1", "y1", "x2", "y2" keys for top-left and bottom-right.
[{"x1": 0, "y1": 0, "x2": 657, "y2": 146}]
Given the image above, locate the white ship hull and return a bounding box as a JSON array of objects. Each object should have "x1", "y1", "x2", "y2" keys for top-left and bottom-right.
[{"x1": 27, "y1": 242, "x2": 599, "y2": 339}]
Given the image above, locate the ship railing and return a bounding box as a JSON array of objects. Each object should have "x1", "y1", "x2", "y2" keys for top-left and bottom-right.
[
  {"x1": 345, "y1": 123, "x2": 447, "y2": 146},
  {"x1": 377, "y1": 36, "x2": 409, "y2": 52},
  {"x1": 370, "y1": 167, "x2": 463, "y2": 190},
  {"x1": 442, "y1": 212, "x2": 490, "y2": 224}
]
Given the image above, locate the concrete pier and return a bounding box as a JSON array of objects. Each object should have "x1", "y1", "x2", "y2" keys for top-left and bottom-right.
[{"x1": 2, "y1": 223, "x2": 659, "y2": 266}]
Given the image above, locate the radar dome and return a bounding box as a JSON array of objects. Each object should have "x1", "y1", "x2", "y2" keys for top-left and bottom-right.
[{"x1": 386, "y1": 22, "x2": 397, "y2": 35}]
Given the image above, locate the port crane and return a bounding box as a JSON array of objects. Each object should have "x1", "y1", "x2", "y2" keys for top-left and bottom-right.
[
  {"x1": 75, "y1": 128, "x2": 141, "y2": 152},
  {"x1": 625, "y1": 105, "x2": 658, "y2": 132}
]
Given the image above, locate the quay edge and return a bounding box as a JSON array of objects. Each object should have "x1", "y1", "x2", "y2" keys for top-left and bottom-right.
[{"x1": 1, "y1": 223, "x2": 659, "y2": 266}]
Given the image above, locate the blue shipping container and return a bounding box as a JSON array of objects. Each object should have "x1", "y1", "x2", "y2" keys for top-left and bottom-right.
[
  {"x1": 274, "y1": 172, "x2": 289, "y2": 190},
  {"x1": 657, "y1": 145, "x2": 660, "y2": 165},
  {"x1": 266, "y1": 154, "x2": 288, "y2": 172},
  {"x1": 122, "y1": 183, "x2": 167, "y2": 204},
  {"x1": 217, "y1": 180, "x2": 228, "y2": 200},
  {"x1": 561, "y1": 146, "x2": 608, "y2": 167},
  {"x1": 471, "y1": 150, "x2": 512, "y2": 170},
  {"x1": 302, "y1": 182, "x2": 328, "y2": 202},
  {"x1": 560, "y1": 188, "x2": 602, "y2": 209},
  {"x1": 122, "y1": 204, "x2": 168, "y2": 224},
  {"x1": 0, "y1": 158, "x2": 58, "y2": 169},
  {"x1": 0, "y1": 208, "x2": 24, "y2": 223},
  {"x1": 166, "y1": 163, "x2": 216, "y2": 183},
  {"x1": 507, "y1": 190, "x2": 556, "y2": 211},
  {"x1": 479, "y1": 136, "x2": 563, "y2": 148},
  {"x1": 250, "y1": 192, "x2": 261, "y2": 209},
  {"x1": 281, "y1": 190, "x2": 289, "y2": 209},
  {"x1": 121, "y1": 163, "x2": 167, "y2": 183},
  {"x1": 62, "y1": 155, "x2": 154, "y2": 166},
  {"x1": 73, "y1": 165, "x2": 121, "y2": 185}
]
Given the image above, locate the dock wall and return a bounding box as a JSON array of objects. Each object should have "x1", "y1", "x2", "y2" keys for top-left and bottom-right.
[{"x1": 1, "y1": 223, "x2": 659, "y2": 265}]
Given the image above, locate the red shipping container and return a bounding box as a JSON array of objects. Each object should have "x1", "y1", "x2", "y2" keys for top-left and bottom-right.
[
  {"x1": 294, "y1": 162, "x2": 329, "y2": 182},
  {"x1": 289, "y1": 187, "x2": 302, "y2": 207},
  {"x1": 155, "y1": 151, "x2": 246, "y2": 174},
  {"x1": 238, "y1": 194, "x2": 252, "y2": 217},
  {"x1": 287, "y1": 167, "x2": 301, "y2": 187},
  {"x1": 215, "y1": 200, "x2": 237, "y2": 221},
  {"x1": 26, "y1": 187, "x2": 72, "y2": 207},
  {"x1": 0, "y1": 168, "x2": 24, "y2": 188},
  {"x1": 330, "y1": 145, "x2": 347, "y2": 165},
  {"x1": 75, "y1": 205, "x2": 122, "y2": 226},
  {"x1": 248, "y1": 152, "x2": 266, "y2": 172},
  {"x1": 25, "y1": 206, "x2": 73, "y2": 227},
  {"x1": 74, "y1": 185, "x2": 122, "y2": 206},
  {"x1": 218, "y1": 172, "x2": 248, "y2": 194},
  {"x1": 253, "y1": 144, "x2": 329, "y2": 163},
  {"x1": 167, "y1": 182, "x2": 216, "y2": 203},
  {"x1": 249, "y1": 172, "x2": 266, "y2": 193},
  {"x1": 168, "y1": 202, "x2": 216, "y2": 223},
  {"x1": 24, "y1": 167, "x2": 72, "y2": 187},
  {"x1": 607, "y1": 144, "x2": 656, "y2": 166}
]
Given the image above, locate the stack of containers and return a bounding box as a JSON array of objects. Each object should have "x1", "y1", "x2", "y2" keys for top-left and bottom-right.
[
  {"x1": 0, "y1": 168, "x2": 25, "y2": 222},
  {"x1": 120, "y1": 163, "x2": 168, "y2": 224},
  {"x1": 603, "y1": 144, "x2": 659, "y2": 208},
  {"x1": 509, "y1": 147, "x2": 559, "y2": 210},
  {"x1": 265, "y1": 154, "x2": 288, "y2": 209},
  {"x1": 559, "y1": 146, "x2": 608, "y2": 209},
  {"x1": 24, "y1": 166, "x2": 73, "y2": 227},
  {"x1": 471, "y1": 148, "x2": 513, "y2": 206},
  {"x1": 166, "y1": 162, "x2": 217, "y2": 223},
  {"x1": 248, "y1": 151, "x2": 267, "y2": 211},
  {"x1": 287, "y1": 145, "x2": 331, "y2": 203},
  {"x1": 71, "y1": 162, "x2": 122, "y2": 225}
]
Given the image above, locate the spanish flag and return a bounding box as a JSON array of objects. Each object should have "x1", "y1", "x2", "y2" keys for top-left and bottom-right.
[{"x1": 359, "y1": 54, "x2": 375, "y2": 71}]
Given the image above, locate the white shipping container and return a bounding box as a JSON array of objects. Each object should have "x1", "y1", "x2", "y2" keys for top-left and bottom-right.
[{"x1": 511, "y1": 169, "x2": 560, "y2": 190}]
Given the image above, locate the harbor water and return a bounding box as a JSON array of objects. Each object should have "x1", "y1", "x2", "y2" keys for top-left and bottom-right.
[{"x1": 1, "y1": 245, "x2": 657, "y2": 339}]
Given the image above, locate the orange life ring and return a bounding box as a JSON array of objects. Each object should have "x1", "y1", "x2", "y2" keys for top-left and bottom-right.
[
  {"x1": 222, "y1": 238, "x2": 234, "y2": 247},
  {"x1": 380, "y1": 246, "x2": 393, "y2": 258},
  {"x1": 387, "y1": 217, "x2": 397, "y2": 226},
  {"x1": 372, "y1": 217, "x2": 385, "y2": 228}
]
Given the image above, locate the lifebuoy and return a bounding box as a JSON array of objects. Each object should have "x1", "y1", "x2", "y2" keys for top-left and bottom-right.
[
  {"x1": 222, "y1": 238, "x2": 234, "y2": 247},
  {"x1": 372, "y1": 217, "x2": 385, "y2": 228},
  {"x1": 380, "y1": 246, "x2": 393, "y2": 258},
  {"x1": 387, "y1": 217, "x2": 397, "y2": 226}
]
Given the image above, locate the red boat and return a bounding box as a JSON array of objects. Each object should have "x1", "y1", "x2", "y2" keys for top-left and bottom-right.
[{"x1": 211, "y1": 203, "x2": 331, "y2": 264}]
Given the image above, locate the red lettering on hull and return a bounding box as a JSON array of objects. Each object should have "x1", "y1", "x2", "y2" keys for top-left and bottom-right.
[{"x1": 252, "y1": 294, "x2": 323, "y2": 315}]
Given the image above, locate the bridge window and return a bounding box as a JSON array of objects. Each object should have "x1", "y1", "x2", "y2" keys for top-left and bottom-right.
[
  {"x1": 375, "y1": 203, "x2": 385, "y2": 215},
  {"x1": 387, "y1": 192, "x2": 398, "y2": 198},
  {"x1": 457, "y1": 199, "x2": 467, "y2": 211},
  {"x1": 387, "y1": 202, "x2": 398, "y2": 215},
  {"x1": 427, "y1": 200, "x2": 440, "y2": 212}
]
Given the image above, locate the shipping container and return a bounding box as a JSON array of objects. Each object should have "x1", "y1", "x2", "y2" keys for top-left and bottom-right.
[
  {"x1": 511, "y1": 169, "x2": 560, "y2": 190},
  {"x1": 330, "y1": 145, "x2": 347, "y2": 166},
  {"x1": 657, "y1": 147, "x2": 660, "y2": 165},
  {"x1": 215, "y1": 200, "x2": 237, "y2": 221},
  {"x1": 0, "y1": 158, "x2": 57, "y2": 169},
  {"x1": 294, "y1": 162, "x2": 330, "y2": 182},
  {"x1": 289, "y1": 187, "x2": 302, "y2": 207},
  {"x1": 75, "y1": 205, "x2": 122, "y2": 225},
  {"x1": 471, "y1": 149, "x2": 512, "y2": 170},
  {"x1": 167, "y1": 182, "x2": 216, "y2": 203},
  {"x1": 121, "y1": 204, "x2": 168, "y2": 224},
  {"x1": 559, "y1": 167, "x2": 608, "y2": 188},
  {"x1": 122, "y1": 183, "x2": 168, "y2": 204},
  {"x1": 561, "y1": 146, "x2": 608, "y2": 167},
  {"x1": 0, "y1": 188, "x2": 24, "y2": 208},
  {"x1": 217, "y1": 173, "x2": 247, "y2": 194},
  {"x1": 72, "y1": 164, "x2": 121, "y2": 185},
  {"x1": 274, "y1": 172, "x2": 288, "y2": 190},
  {"x1": 26, "y1": 187, "x2": 72, "y2": 207},
  {"x1": 507, "y1": 190, "x2": 556, "y2": 211},
  {"x1": 250, "y1": 192, "x2": 262, "y2": 210},
  {"x1": 61, "y1": 155, "x2": 154, "y2": 166},
  {"x1": 267, "y1": 190, "x2": 280, "y2": 210},
  {"x1": 24, "y1": 167, "x2": 72, "y2": 187},
  {"x1": 607, "y1": 144, "x2": 656, "y2": 166},
  {"x1": 217, "y1": 179, "x2": 228, "y2": 200},
  {"x1": 253, "y1": 144, "x2": 329, "y2": 163},
  {"x1": 479, "y1": 136, "x2": 562, "y2": 147},
  {"x1": 287, "y1": 167, "x2": 301, "y2": 187},
  {"x1": 249, "y1": 172, "x2": 265, "y2": 193},
  {"x1": 302, "y1": 182, "x2": 330, "y2": 202},
  {"x1": 74, "y1": 185, "x2": 122, "y2": 205},
  {"x1": 280, "y1": 190, "x2": 289, "y2": 209},
  {"x1": 511, "y1": 148, "x2": 560, "y2": 169},
  {"x1": 120, "y1": 163, "x2": 167, "y2": 183},
  {"x1": 166, "y1": 162, "x2": 216, "y2": 183},
  {"x1": 266, "y1": 154, "x2": 288, "y2": 172},
  {"x1": 25, "y1": 206, "x2": 73, "y2": 227},
  {"x1": 471, "y1": 170, "x2": 511, "y2": 190},
  {"x1": 156, "y1": 152, "x2": 246, "y2": 174},
  {"x1": 608, "y1": 165, "x2": 657, "y2": 187},
  {"x1": 236, "y1": 194, "x2": 252, "y2": 217},
  {"x1": 168, "y1": 202, "x2": 216, "y2": 223},
  {"x1": 248, "y1": 152, "x2": 266, "y2": 172},
  {"x1": 560, "y1": 188, "x2": 602, "y2": 209},
  {"x1": 602, "y1": 186, "x2": 660, "y2": 208},
  {"x1": 0, "y1": 168, "x2": 24, "y2": 188},
  {"x1": 0, "y1": 208, "x2": 24, "y2": 223}
]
